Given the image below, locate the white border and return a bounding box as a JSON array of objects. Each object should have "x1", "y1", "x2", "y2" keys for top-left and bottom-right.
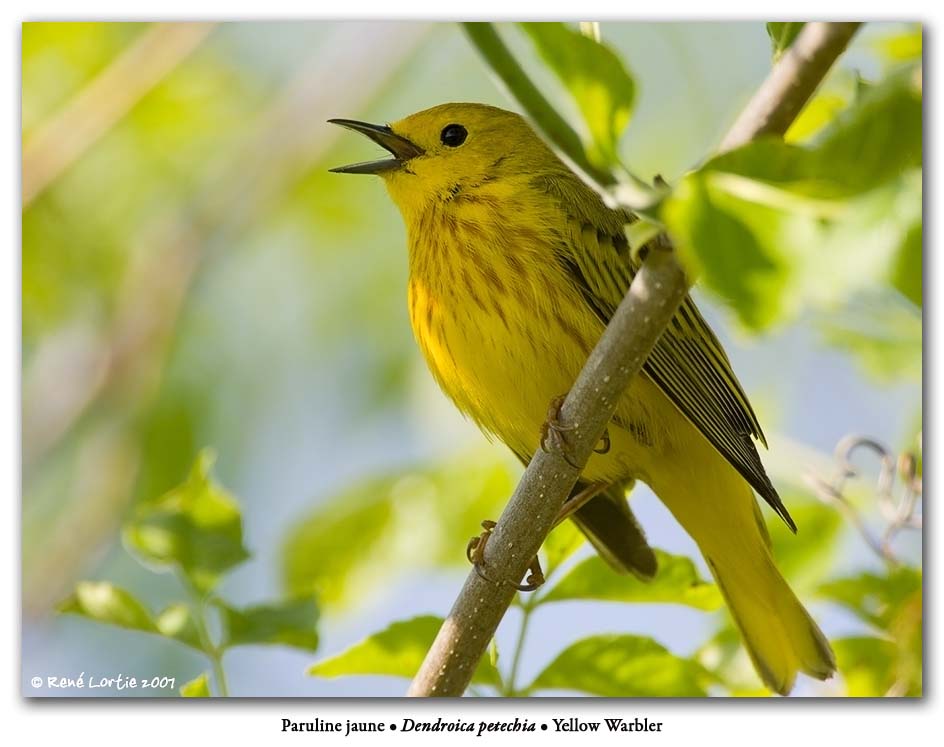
[{"x1": 5, "y1": 3, "x2": 939, "y2": 744}]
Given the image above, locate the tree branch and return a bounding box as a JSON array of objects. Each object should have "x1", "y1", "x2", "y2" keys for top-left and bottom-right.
[
  {"x1": 719, "y1": 22, "x2": 861, "y2": 151},
  {"x1": 408, "y1": 21, "x2": 861, "y2": 698}
]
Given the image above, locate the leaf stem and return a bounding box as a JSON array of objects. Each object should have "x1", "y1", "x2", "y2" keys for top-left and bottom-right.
[
  {"x1": 179, "y1": 574, "x2": 231, "y2": 697},
  {"x1": 506, "y1": 595, "x2": 538, "y2": 695},
  {"x1": 208, "y1": 644, "x2": 230, "y2": 697}
]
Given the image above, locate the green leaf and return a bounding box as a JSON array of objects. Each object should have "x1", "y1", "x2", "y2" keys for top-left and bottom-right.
[
  {"x1": 59, "y1": 581, "x2": 202, "y2": 651},
  {"x1": 766, "y1": 23, "x2": 805, "y2": 59},
  {"x1": 817, "y1": 566, "x2": 922, "y2": 631},
  {"x1": 833, "y1": 631, "x2": 922, "y2": 697},
  {"x1": 461, "y1": 23, "x2": 608, "y2": 186},
  {"x1": 873, "y1": 25, "x2": 922, "y2": 65},
  {"x1": 528, "y1": 634, "x2": 711, "y2": 696},
  {"x1": 154, "y1": 602, "x2": 203, "y2": 650},
  {"x1": 697, "y1": 624, "x2": 768, "y2": 695},
  {"x1": 813, "y1": 67, "x2": 922, "y2": 190},
  {"x1": 890, "y1": 221, "x2": 922, "y2": 306},
  {"x1": 180, "y1": 672, "x2": 211, "y2": 698},
  {"x1": 281, "y1": 451, "x2": 515, "y2": 611},
  {"x1": 624, "y1": 217, "x2": 664, "y2": 255},
  {"x1": 282, "y1": 475, "x2": 394, "y2": 607},
  {"x1": 818, "y1": 292, "x2": 922, "y2": 383},
  {"x1": 768, "y1": 498, "x2": 843, "y2": 592},
  {"x1": 519, "y1": 22, "x2": 635, "y2": 169},
  {"x1": 541, "y1": 550, "x2": 722, "y2": 610},
  {"x1": 59, "y1": 581, "x2": 159, "y2": 633},
  {"x1": 786, "y1": 92, "x2": 848, "y2": 144},
  {"x1": 662, "y1": 65, "x2": 922, "y2": 331},
  {"x1": 833, "y1": 636, "x2": 897, "y2": 697},
  {"x1": 541, "y1": 520, "x2": 585, "y2": 577},
  {"x1": 220, "y1": 596, "x2": 319, "y2": 652},
  {"x1": 123, "y1": 450, "x2": 250, "y2": 593},
  {"x1": 308, "y1": 615, "x2": 502, "y2": 688}
]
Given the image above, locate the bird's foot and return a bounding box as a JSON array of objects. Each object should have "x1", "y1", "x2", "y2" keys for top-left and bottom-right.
[
  {"x1": 553, "y1": 482, "x2": 608, "y2": 527},
  {"x1": 595, "y1": 427, "x2": 611, "y2": 455},
  {"x1": 518, "y1": 556, "x2": 546, "y2": 592},
  {"x1": 466, "y1": 519, "x2": 545, "y2": 592},
  {"x1": 466, "y1": 519, "x2": 496, "y2": 566},
  {"x1": 540, "y1": 394, "x2": 610, "y2": 466},
  {"x1": 540, "y1": 395, "x2": 580, "y2": 468}
]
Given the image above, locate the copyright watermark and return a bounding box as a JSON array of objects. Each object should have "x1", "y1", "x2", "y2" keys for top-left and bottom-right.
[{"x1": 30, "y1": 673, "x2": 176, "y2": 692}]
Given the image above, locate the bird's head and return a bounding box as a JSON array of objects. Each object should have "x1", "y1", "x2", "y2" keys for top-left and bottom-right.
[{"x1": 330, "y1": 103, "x2": 557, "y2": 216}]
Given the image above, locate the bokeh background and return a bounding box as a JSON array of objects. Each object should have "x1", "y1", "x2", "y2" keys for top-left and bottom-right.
[{"x1": 22, "y1": 21, "x2": 921, "y2": 697}]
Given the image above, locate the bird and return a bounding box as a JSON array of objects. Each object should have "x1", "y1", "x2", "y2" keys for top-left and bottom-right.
[{"x1": 329, "y1": 102, "x2": 836, "y2": 695}]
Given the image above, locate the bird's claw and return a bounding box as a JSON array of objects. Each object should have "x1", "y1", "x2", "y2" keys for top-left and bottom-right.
[
  {"x1": 540, "y1": 395, "x2": 610, "y2": 464},
  {"x1": 594, "y1": 427, "x2": 611, "y2": 455},
  {"x1": 540, "y1": 395, "x2": 580, "y2": 469},
  {"x1": 466, "y1": 519, "x2": 497, "y2": 565},
  {"x1": 517, "y1": 556, "x2": 546, "y2": 592},
  {"x1": 467, "y1": 519, "x2": 545, "y2": 592}
]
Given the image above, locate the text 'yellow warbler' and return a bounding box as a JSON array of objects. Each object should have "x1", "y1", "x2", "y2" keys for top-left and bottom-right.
[{"x1": 330, "y1": 103, "x2": 836, "y2": 695}]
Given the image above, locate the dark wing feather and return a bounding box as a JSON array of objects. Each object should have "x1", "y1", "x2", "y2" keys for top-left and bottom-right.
[
  {"x1": 569, "y1": 481, "x2": 658, "y2": 579},
  {"x1": 535, "y1": 174, "x2": 795, "y2": 532},
  {"x1": 512, "y1": 445, "x2": 657, "y2": 579}
]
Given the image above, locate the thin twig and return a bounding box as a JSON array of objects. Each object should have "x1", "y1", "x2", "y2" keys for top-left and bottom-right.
[
  {"x1": 505, "y1": 593, "x2": 539, "y2": 696},
  {"x1": 805, "y1": 432, "x2": 922, "y2": 568},
  {"x1": 408, "y1": 21, "x2": 861, "y2": 698},
  {"x1": 719, "y1": 22, "x2": 861, "y2": 152}
]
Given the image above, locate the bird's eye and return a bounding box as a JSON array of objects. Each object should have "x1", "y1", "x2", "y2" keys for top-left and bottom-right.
[{"x1": 440, "y1": 124, "x2": 468, "y2": 147}]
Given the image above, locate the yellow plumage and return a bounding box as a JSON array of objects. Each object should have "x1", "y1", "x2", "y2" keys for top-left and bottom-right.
[{"x1": 331, "y1": 102, "x2": 835, "y2": 694}]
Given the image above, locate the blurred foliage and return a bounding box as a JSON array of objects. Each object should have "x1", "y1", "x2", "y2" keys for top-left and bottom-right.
[
  {"x1": 59, "y1": 452, "x2": 321, "y2": 696},
  {"x1": 766, "y1": 23, "x2": 806, "y2": 59},
  {"x1": 124, "y1": 451, "x2": 250, "y2": 593},
  {"x1": 541, "y1": 551, "x2": 721, "y2": 610},
  {"x1": 307, "y1": 544, "x2": 721, "y2": 697},
  {"x1": 180, "y1": 672, "x2": 211, "y2": 697},
  {"x1": 817, "y1": 292, "x2": 921, "y2": 384},
  {"x1": 221, "y1": 597, "x2": 320, "y2": 651},
  {"x1": 60, "y1": 581, "x2": 202, "y2": 650},
  {"x1": 22, "y1": 23, "x2": 261, "y2": 345},
  {"x1": 766, "y1": 496, "x2": 843, "y2": 592},
  {"x1": 281, "y1": 450, "x2": 516, "y2": 610},
  {"x1": 662, "y1": 63, "x2": 921, "y2": 331},
  {"x1": 819, "y1": 567, "x2": 922, "y2": 696},
  {"x1": 872, "y1": 24, "x2": 922, "y2": 67},
  {"x1": 818, "y1": 567, "x2": 921, "y2": 632},
  {"x1": 28, "y1": 21, "x2": 921, "y2": 699},
  {"x1": 309, "y1": 615, "x2": 502, "y2": 688},
  {"x1": 528, "y1": 635, "x2": 712, "y2": 697}
]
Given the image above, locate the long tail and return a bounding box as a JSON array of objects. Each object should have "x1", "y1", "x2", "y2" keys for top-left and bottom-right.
[
  {"x1": 705, "y1": 542, "x2": 836, "y2": 694},
  {"x1": 648, "y1": 440, "x2": 836, "y2": 695}
]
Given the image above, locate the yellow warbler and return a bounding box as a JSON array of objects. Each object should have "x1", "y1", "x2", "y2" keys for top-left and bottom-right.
[{"x1": 330, "y1": 103, "x2": 835, "y2": 695}]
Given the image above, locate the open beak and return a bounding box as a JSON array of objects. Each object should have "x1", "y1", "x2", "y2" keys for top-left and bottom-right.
[{"x1": 328, "y1": 119, "x2": 424, "y2": 174}]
